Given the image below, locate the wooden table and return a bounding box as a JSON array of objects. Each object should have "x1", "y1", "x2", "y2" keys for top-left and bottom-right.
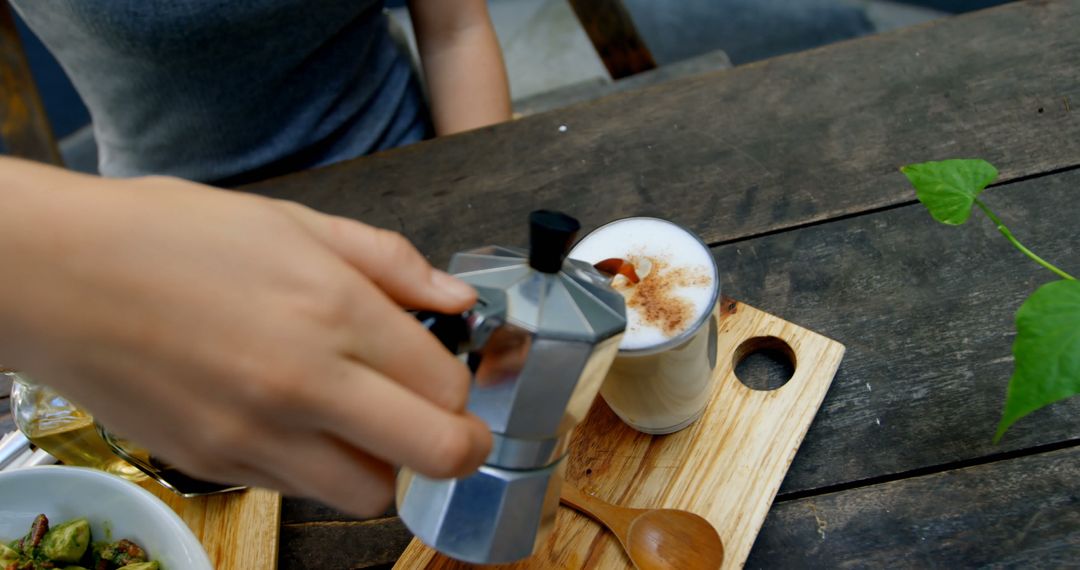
[{"x1": 3, "y1": 1, "x2": 1078, "y2": 567}]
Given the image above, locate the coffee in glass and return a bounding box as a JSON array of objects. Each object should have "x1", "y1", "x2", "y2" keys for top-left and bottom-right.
[{"x1": 570, "y1": 217, "x2": 720, "y2": 434}]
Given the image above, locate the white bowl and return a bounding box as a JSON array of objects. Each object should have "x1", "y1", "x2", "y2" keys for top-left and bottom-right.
[{"x1": 0, "y1": 466, "x2": 212, "y2": 569}]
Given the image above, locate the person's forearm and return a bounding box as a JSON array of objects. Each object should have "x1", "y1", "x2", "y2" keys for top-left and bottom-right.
[
  {"x1": 0, "y1": 158, "x2": 88, "y2": 368},
  {"x1": 409, "y1": 0, "x2": 511, "y2": 136}
]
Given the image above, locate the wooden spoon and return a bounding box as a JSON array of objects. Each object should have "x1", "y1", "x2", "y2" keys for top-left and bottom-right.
[{"x1": 560, "y1": 483, "x2": 724, "y2": 570}]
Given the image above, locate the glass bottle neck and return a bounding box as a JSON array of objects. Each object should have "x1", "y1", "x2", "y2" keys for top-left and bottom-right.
[{"x1": 3, "y1": 371, "x2": 39, "y2": 387}]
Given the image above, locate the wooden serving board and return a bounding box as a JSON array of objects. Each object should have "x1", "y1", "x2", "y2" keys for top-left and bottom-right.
[
  {"x1": 395, "y1": 297, "x2": 845, "y2": 569},
  {"x1": 141, "y1": 483, "x2": 281, "y2": 570}
]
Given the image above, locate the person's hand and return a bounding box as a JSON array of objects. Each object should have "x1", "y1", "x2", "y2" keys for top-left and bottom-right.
[{"x1": 0, "y1": 158, "x2": 491, "y2": 516}]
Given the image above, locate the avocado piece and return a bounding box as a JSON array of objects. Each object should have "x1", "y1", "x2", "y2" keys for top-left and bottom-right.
[
  {"x1": 0, "y1": 542, "x2": 19, "y2": 563},
  {"x1": 94, "y1": 538, "x2": 148, "y2": 566},
  {"x1": 117, "y1": 562, "x2": 160, "y2": 570},
  {"x1": 40, "y1": 518, "x2": 92, "y2": 562}
]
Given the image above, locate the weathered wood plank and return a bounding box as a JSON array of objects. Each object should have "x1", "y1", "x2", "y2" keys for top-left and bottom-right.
[
  {"x1": 282, "y1": 498, "x2": 362, "y2": 525},
  {"x1": 746, "y1": 445, "x2": 1080, "y2": 567},
  {"x1": 0, "y1": 0, "x2": 61, "y2": 164},
  {"x1": 281, "y1": 497, "x2": 396, "y2": 524},
  {"x1": 272, "y1": 153, "x2": 1080, "y2": 566},
  {"x1": 278, "y1": 518, "x2": 411, "y2": 570},
  {"x1": 712, "y1": 167, "x2": 1080, "y2": 495},
  {"x1": 280, "y1": 168, "x2": 1080, "y2": 565},
  {"x1": 513, "y1": 49, "x2": 731, "y2": 117},
  {"x1": 247, "y1": 0, "x2": 1080, "y2": 268}
]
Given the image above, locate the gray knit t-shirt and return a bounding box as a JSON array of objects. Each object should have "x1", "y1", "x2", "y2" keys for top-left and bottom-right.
[{"x1": 12, "y1": 0, "x2": 429, "y2": 183}]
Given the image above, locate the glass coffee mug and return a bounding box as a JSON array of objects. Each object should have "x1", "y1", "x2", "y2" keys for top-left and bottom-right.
[{"x1": 570, "y1": 217, "x2": 721, "y2": 434}]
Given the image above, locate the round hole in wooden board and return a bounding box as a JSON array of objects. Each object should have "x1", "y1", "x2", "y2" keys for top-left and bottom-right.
[{"x1": 733, "y1": 336, "x2": 797, "y2": 391}]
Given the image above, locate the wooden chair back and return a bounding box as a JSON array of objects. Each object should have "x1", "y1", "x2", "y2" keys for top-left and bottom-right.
[
  {"x1": 0, "y1": 0, "x2": 61, "y2": 165},
  {"x1": 567, "y1": 0, "x2": 656, "y2": 80}
]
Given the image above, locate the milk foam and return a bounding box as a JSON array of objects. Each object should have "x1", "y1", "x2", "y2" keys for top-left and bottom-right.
[{"x1": 570, "y1": 218, "x2": 717, "y2": 351}]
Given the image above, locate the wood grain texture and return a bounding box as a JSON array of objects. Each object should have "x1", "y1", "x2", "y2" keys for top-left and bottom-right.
[
  {"x1": 567, "y1": 0, "x2": 657, "y2": 79},
  {"x1": 142, "y1": 485, "x2": 281, "y2": 570},
  {"x1": 274, "y1": 167, "x2": 1080, "y2": 568},
  {"x1": 279, "y1": 518, "x2": 412, "y2": 570},
  {"x1": 513, "y1": 50, "x2": 731, "y2": 117},
  {"x1": 277, "y1": 167, "x2": 1080, "y2": 569},
  {"x1": 0, "y1": 0, "x2": 61, "y2": 164},
  {"x1": 245, "y1": 0, "x2": 1080, "y2": 268},
  {"x1": 746, "y1": 445, "x2": 1080, "y2": 568},
  {"x1": 713, "y1": 167, "x2": 1080, "y2": 496},
  {"x1": 395, "y1": 298, "x2": 845, "y2": 569},
  {"x1": 281, "y1": 498, "x2": 370, "y2": 525}
]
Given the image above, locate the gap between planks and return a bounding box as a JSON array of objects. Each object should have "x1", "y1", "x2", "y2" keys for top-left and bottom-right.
[
  {"x1": 775, "y1": 436, "x2": 1080, "y2": 504},
  {"x1": 706, "y1": 161, "x2": 1080, "y2": 249},
  {"x1": 282, "y1": 517, "x2": 402, "y2": 530}
]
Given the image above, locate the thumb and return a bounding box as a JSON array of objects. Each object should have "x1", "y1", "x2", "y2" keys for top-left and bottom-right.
[{"x1": 284, "y1": 204, "x2": 476, "y2": 312}]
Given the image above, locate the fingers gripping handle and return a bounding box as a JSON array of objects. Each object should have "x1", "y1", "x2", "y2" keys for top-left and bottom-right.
[
  {"x1": 414, "y1": 311, "x2": 471, "y2": 354},
  {"x1": 413, "y1": 286, "x2": 508, "y2": 355}
]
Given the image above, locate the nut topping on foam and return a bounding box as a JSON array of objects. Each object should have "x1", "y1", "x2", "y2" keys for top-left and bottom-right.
[{"x1": 598, "y1": 256, "x2": 710, "y2": 337}]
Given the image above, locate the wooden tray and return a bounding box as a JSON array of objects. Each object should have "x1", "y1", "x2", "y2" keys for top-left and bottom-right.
[
  {"x1": 142, "y1": 483, "x2": 281, "y2": 570},
  {"x1": 395, "y1": 296, "x2": 845, "y2": 569}
]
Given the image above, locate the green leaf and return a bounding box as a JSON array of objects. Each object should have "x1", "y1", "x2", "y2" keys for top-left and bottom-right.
[
  {"x1": 900, "y1": 159, "x2": 999, "y2": 225},
  {"x1": 995, "y1": 279, "x2": 1080, "y2": 442}
]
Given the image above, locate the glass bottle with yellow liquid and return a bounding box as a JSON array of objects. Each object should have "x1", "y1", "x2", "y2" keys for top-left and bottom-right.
[{"x1": 6, "y1": 371, "x2": 145, "y2": 481}]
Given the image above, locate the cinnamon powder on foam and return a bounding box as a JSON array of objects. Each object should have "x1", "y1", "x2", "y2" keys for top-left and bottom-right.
[{"x1": 614, "y1": 256, "x2": 711, "y2": 337}]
